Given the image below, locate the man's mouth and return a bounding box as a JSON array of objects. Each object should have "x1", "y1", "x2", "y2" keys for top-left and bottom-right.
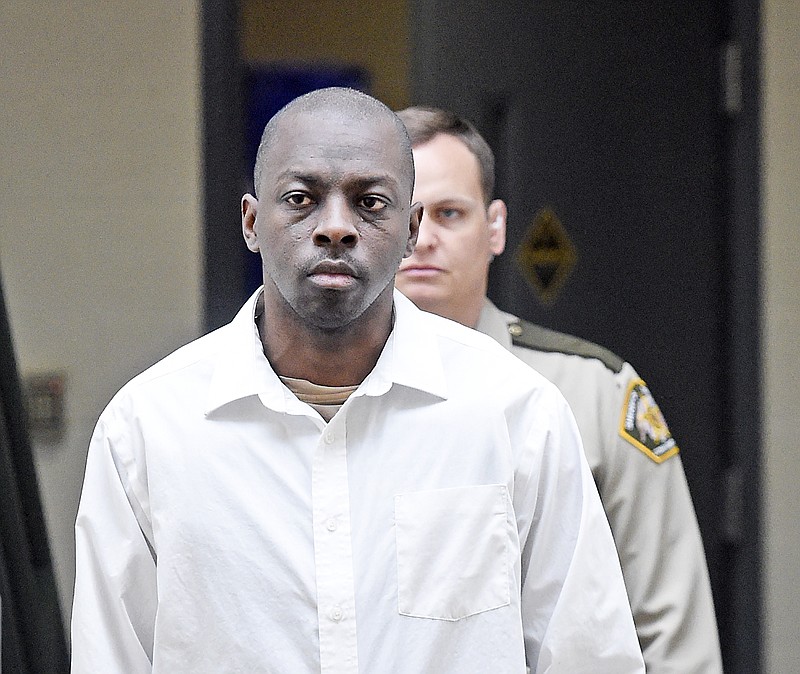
[{"x1": 308, "y1": 260, "x2": 359, "y2": 289}]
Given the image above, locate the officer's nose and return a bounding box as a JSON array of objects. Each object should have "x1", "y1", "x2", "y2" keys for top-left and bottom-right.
[
  {"x1": 312, "y1": 198, "x2": 359, "y2": 248},
  {"x1": 413, "y1": 212, "x2": 438, "y2": 252}
]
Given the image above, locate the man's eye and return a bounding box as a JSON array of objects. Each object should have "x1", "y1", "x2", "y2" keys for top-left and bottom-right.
[
  {"x1": 285, "y1": 193, "x2": 313, "y2": 206},
  {"x1": 439, "y1": 208, "x2": 461, "y2": 220},
  {"x1": 359, "y1": 195, "x2": 388, "y2": 212}
]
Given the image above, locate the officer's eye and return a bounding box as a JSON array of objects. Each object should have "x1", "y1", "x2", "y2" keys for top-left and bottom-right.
[{"x1": 439, "y1": 208, "x2": 462, "y2": 220}]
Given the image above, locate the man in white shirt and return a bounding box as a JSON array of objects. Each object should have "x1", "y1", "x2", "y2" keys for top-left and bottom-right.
[
  {"x1": 71, "y1": 87, "x2": 644, "y2": 673},
  {"x1": 394, "y1": 105, "x2": 723, "y2": 673}
]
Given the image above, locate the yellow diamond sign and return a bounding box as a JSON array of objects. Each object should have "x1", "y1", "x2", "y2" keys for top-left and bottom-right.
[{"x1": 516, "y1": 208, "x2": 577, "y2": 304}]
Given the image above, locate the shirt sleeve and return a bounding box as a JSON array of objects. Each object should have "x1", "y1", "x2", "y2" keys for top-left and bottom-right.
[
  {"x1": 71, "y1": 405, "x2": 157, "y2": 673},
  {"x1": 600, "y1": 366, "x2": 723, "y2": 673},
  {"x1": 516, "y1": 390, "x2": 645, "y2": 673}
]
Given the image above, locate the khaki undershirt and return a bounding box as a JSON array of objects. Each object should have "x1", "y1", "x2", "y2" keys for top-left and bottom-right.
[{"x1": 280, "y1": 376, "x2": 358, "y2": 422}]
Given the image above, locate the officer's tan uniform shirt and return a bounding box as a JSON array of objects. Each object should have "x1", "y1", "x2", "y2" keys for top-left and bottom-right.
[{"x1": 478, "y1": 300, "x2": 723, "y2": 674}]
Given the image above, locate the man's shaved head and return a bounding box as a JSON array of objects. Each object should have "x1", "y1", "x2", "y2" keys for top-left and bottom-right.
[{"x1": 253, "y1": 87, "x2": 415, "y2": 200}]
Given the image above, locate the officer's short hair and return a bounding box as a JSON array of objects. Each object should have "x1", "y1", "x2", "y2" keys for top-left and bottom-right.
[{"x1": 396, "y1": 106, "x2": 495, "y2": 206}]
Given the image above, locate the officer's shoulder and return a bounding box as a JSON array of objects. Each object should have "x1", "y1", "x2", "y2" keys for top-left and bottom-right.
[{"x1": 507, "y1": 317, "x2": 625, "y2": 374}]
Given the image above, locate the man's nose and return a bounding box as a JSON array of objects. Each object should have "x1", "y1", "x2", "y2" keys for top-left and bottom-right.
[{"x1": 312, "y1": 198, "x2": 359, "y2": 247}]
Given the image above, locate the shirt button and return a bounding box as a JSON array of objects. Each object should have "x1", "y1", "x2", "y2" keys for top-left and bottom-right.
[
  {"x1": 324, "y1": 431, "x2": 335, "y2": 445},
  {"x1": 329, "y1": 605, "x2": 344, "y2": 622},
  {"x1": 326, "y1": 518, "x2": 338, "y2": 532}
]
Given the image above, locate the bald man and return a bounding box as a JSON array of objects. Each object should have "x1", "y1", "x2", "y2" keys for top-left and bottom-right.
[{"x1": 71, "y1": 88, "x2": 644, "y2": 673}]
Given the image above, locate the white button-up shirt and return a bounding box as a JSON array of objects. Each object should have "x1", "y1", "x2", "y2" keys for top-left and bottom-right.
[{"x1": 71, "y1": 289, "x2": 644, "y2": 673}]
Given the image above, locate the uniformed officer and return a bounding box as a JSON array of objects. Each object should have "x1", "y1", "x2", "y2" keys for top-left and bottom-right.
[{"x1": 395, "y1": 106, "x2": 723, "y2": 673}]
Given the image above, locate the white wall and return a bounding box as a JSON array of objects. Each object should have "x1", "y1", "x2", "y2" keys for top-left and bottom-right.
[
  {"x1": 0, "y1": 1, "x2": 203, "y2": 629},
  {"x1": 762, "y1": 0, "x2": 800, "y2": 671}
]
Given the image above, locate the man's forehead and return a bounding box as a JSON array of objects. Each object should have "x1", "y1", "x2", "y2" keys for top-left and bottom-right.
[
  {"x1": 279, "y1": 105, "x2": 396, "y2": 138},
  {"x1": 266, "y1": 111, "x2": 409, "y2": 184},
  {"x1": 272, "y1": 125, "x2": 401, "y2": 169},
  {"x1": 254, "y1": 90, "x2": 415, "y2": 197}
]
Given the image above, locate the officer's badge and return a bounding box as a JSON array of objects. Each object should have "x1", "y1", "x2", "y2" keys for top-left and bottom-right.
[{"x1": 619, "y1": 379, "x2": 679, "y2": 463}]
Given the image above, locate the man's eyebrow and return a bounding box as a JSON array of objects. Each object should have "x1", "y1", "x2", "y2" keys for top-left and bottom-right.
[
  {"x1": 274, "y1": 171, "x2": 403, "y2": 193},
  {"x1": 273, "y1": 171, "x2": 321, "y2": 186},
  {"x1": 347, "y1": 174, "x2": 402, "y2": 191}
]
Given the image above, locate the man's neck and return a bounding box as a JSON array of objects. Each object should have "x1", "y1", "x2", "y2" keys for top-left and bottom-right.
[{"x1": 256, "y1": 295, "x2": 394, "y2": 387}]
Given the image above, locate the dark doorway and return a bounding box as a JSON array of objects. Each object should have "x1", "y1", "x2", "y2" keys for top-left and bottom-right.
[{"x1": 409, "y1": 0, "x2": 761, "y2": 671}]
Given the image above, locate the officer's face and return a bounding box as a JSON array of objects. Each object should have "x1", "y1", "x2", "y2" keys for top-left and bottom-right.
[{"x1": 396, "y1": 133, "x2": 505, "y2": 327}]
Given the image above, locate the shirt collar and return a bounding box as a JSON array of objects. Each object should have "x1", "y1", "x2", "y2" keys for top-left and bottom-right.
[
  {"x1": 204, "y1": 288, "x2": 448, "y2": 416},
  {"x1": 356, "y1": 289, "x2": 447, "y2": 400},
  {"x1": 204, "y1": 288, "x2": 288, "y2": 416}
]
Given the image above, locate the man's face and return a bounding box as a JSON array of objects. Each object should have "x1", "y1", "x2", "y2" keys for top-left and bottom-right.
[
  {"x1": 242, "y1": 109, "x2": 420, "y2": 333},
  {"x1": 395, "y1": 133, "x2": 506, "y2": 327}
]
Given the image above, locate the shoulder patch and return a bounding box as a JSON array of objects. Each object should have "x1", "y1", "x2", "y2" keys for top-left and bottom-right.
[
  {"x1": 509, "y1": 319, "x2": 625, "y2": 373},
  {"x1": 619, "y1": 379, "x2": 679, "y2": 463}
]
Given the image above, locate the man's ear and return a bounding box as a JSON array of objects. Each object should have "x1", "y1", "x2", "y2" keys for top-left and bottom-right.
[
  {"x1": 242, "y1": 194, "x2": 260, "y2": 253},
  {"x1": 404, "y1": 201, "x2": 424, "y2": 258},
  {"x1": 487, "y1": 199, "x2": 507, "y2": 256}
]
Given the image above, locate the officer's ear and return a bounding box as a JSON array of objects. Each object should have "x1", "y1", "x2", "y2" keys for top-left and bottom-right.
[{"x1": 487, "y1": 199, "x2": 507, "y2": 257}]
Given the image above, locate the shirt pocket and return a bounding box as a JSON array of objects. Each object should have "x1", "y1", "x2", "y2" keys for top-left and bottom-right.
[{"x1": 394, "y1": 484, "x2": 510, "y2": 621}]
